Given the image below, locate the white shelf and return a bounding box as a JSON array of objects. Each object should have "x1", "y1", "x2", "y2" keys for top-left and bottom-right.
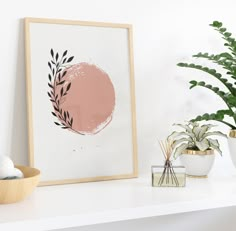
[{"x1": 1, "y1": 173, "x2": 236, "y2": 231}]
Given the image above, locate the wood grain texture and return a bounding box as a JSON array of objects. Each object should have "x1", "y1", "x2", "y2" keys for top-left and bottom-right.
[
  {"x1": 0, "y1": 166, "x2": 40, "y2": 204},
  {"x1": 25, "y1": 18, "x2": 34, "y2": 167}
]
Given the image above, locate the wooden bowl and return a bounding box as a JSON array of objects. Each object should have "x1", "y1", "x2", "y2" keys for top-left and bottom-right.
[{"x1": 0, "y1": 165, "x2": 40, "y2": 204}]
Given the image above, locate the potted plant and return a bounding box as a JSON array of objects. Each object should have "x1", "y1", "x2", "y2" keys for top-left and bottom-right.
[
  {"x1": 168, "y1": 122, "x2": 226, "y2": 177},
  {"x1": 177, "y1": 21, "x2": 236, "y2": 168}
]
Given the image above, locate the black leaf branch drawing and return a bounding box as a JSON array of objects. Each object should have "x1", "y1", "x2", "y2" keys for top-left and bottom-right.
[{"x1": 47, "y1": 49, "x2": 78, "y2": 133}]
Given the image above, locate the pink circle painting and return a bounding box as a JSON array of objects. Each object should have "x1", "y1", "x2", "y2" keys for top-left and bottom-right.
[{"x1": 48, "y1": 50, "x2": 115, "y2": 135}]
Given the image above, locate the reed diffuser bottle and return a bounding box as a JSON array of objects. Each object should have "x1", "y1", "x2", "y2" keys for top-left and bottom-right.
[{"x1": 152, "y1": 140, "x2": 186, "y2": 187}]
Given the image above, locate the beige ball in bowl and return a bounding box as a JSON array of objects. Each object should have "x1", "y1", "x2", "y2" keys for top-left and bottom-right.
[{"x1": 0, "y1": 165, "x2": 40, "y2": 204}]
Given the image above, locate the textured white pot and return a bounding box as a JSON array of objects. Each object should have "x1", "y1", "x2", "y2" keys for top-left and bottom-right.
[
  {"x1": 179, "y1": 149, "x2": 215, "y2": 177},
  {"x1": 228, "y1": 130, "x2": 236, "y2": 169}
]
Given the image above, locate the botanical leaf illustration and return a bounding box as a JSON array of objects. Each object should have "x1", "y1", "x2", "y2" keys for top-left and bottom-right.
[
  {"x1": 47, "y1": 49, "x2": 78, "y2": 134},
  {"x1": 47, "y1": 49, "x2": 116, "y2": 135}
]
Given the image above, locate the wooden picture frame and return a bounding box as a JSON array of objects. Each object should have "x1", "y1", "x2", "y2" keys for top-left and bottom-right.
[{"x1": 25, "y1": 17, "x2": 138, "y2": 186}]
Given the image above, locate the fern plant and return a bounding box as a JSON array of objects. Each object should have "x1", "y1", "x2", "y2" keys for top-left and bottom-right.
[
  {"x1": 178, "y1": 21, "x2": 236, "y2": 129},
  {"x1": 168, "y1": 122, "x2": 227, "y2": 158}
]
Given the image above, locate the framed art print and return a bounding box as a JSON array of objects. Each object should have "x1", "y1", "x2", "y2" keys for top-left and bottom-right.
[{"x1": 24, "y1": 18, "x2": 138, "y2": 186}]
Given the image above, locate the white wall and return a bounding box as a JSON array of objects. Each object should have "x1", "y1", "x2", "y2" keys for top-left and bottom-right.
[{"x1": 1, "y1": 0, "x2": 236, "y2": 175}]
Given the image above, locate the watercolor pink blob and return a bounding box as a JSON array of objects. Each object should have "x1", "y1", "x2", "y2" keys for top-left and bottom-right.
[{"x1": 55, "y1": 63, "x2": 115, "y2": 135}]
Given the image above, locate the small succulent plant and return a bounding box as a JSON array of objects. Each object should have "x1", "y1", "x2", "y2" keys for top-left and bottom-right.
[{"x1": 168, "y1": 122, "x2": 227, "y2": 158}]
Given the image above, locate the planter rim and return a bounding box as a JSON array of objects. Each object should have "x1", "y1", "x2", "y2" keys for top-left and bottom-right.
[
  {"x1": 229, "y1": 130, "x2": 236, "y2": 138},
  {"x1": 182, "y1": 149, "x2": 214, "y2": 155}
]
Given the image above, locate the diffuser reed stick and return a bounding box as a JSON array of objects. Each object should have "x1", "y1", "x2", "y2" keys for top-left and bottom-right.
[{"x1": 158, "y1": 140, "x2": 179, "y2": 186}]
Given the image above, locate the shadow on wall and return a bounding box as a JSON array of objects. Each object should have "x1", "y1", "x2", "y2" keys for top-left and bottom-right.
[{"x1": 10, "y1": 18, "x2": 28, "y2": 166}]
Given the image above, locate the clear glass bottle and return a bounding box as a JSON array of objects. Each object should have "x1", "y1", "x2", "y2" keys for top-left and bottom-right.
[{"x1": 152, "y1": 163, "x2": 186, "y2": 187}]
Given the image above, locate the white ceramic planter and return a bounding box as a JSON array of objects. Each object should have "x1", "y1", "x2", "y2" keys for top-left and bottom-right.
[
  {"x1": 228, "y1": 130, "x2": 236, "y2": 169},
  {"x1": 180, "y1": 150, "x2": 215, "y2": 177}
]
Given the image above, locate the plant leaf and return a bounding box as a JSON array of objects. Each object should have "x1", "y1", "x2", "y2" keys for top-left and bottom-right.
[
  {"x1": 56, "y1": 53, "x2": 59, "y2": 61},
  {"x1": 48, "y1": 83, "x2": 53, "y2": 88},
  {"x1": 66, "y1": 83, "x2": 71, "y2": 91},
  {"x1": 191, "y1": 110, "x2": 236, "y2": 129},
  {"x1": 62, "y1": 71, "x2": 67, "y2": 78},
  {"x1": 54, "y1": 106, "x2": 59, "y2": 112},
  {"x1": 50, "y1": 49, "x2": 54, "y2": 58},
  {"x1": 67, "y1": 56, "x2": 74, "y2": 63},
  {"x1": 227, "y1": 94, "x2": 236, "y2": 107},
  {"x1": 64, "y1": 111, "x2": 67, "y2": 121},
  {"x1": 62, "y1": 58, "x2": 67, "y2": 64},
  {"x1": 173, "y1": 123, "x2": 192, "y2": 133},
  {"x1": 202, "y1": 131, "x2": 227, "y2": 138},
  {"x1": 208, "y1": 138, "x2": 222, "y2": 155},
  {"x1": 167, "y1": 131, "x2": 194, "y2": 140},
  {"x1": 195, "y1": 138, "x2": 210, "y2": 151},
  {"x1": 51, "y1": 112, "x2": 57, "y2": 117},
  {"x1": 63, "y1": 50, "x2": 68, "y2": 57},
  {"x1": 193, "y1": 126, "x2": 202, "y2": 139},
  {"x1": 198, "y1": 124, "x2": 216, "y2": 139},
  {"x1": 177, "y1": 62, "x2": 234, "y2": 95},
  {"x1": 173, "y1": 143, "x2": 189, "y2": 159},
  {"x1": 172, "y1": 137, "x2": 192, "y2": 149},
  {"x1": 210, "y1": 21, "x2": 223, "y2": 28},
  {"x1": 58, "y1": 80, "x2": 65, "y2": 85}
]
